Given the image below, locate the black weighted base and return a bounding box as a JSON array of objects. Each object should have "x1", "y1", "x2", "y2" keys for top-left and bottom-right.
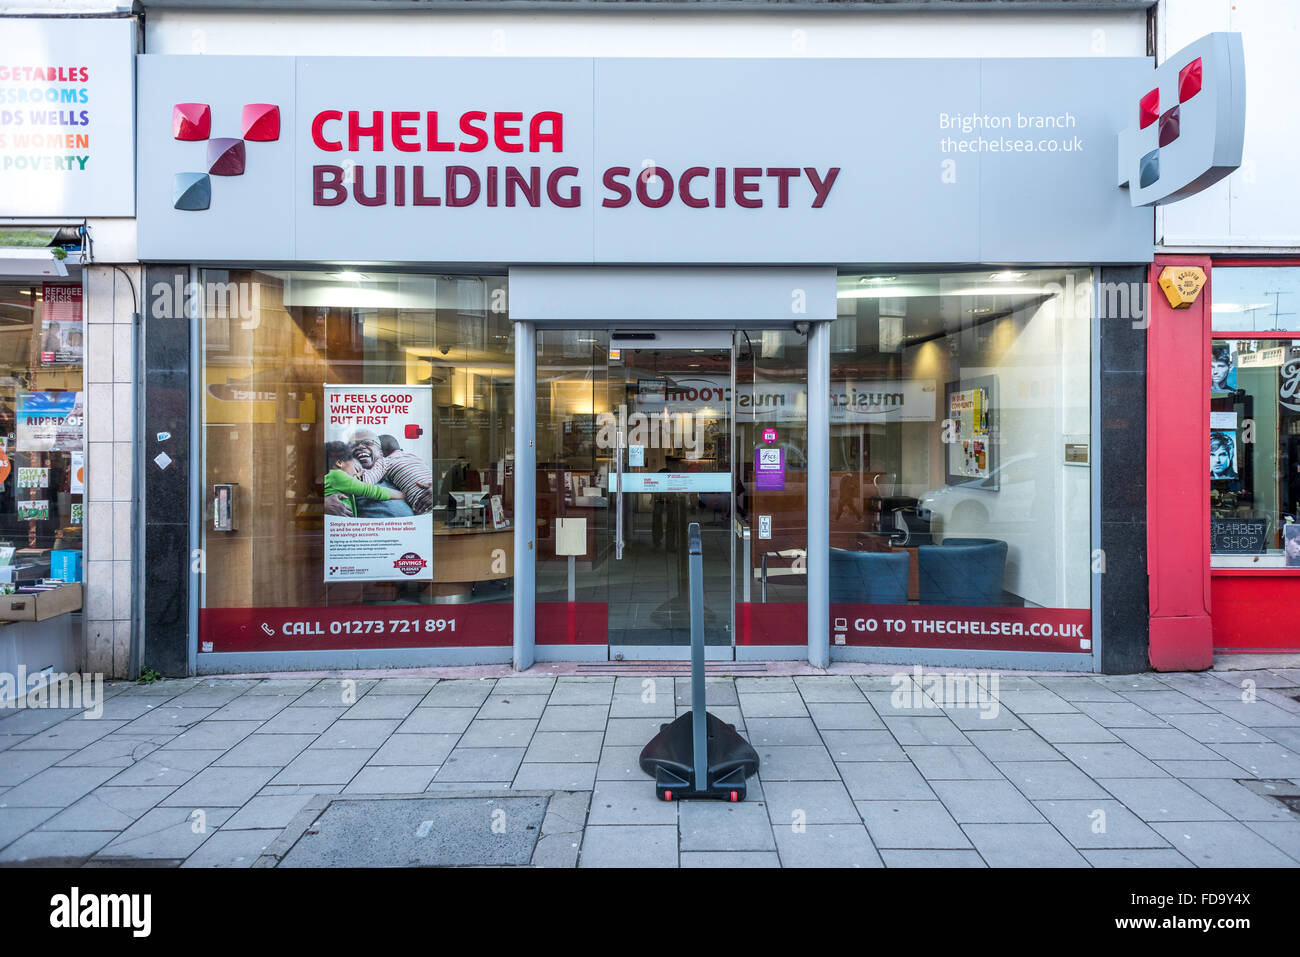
[{"x1": 639, "y1": 710, "x2": 760, "y2": 801}]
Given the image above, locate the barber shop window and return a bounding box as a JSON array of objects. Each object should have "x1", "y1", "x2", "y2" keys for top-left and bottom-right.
[
  {"x1": 828, "y1": 269, "x2": 1093, "y2": 653},
  {"x1": 1209, "y1": 266, "x2": 1300, "y2": 568},
  {"x1": 197, "y1": 269, "x2": 513, "y2": 650}
]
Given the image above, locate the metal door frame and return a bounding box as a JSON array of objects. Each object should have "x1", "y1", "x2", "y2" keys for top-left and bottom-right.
[{"x1": 606, "y1": 332, "x2": 737, "y2": 662}]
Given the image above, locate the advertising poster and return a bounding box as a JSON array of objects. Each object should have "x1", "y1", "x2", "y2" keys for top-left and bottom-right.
[
  {"x1": 70, "y1": 450, "x2": 85, "y2": 494},
  {"x1": 945, "y1": 377, "x2": 996, "y2": 486},
  {"x1": 322, "y1": 385, "x2": 434, "y2": 582},
  {"x1": 18, "y1": 500, "x2": 49, "y2": 521},
  {"x1": 754, "y1": 446, "x2": 785, "y2": 491},
  {"x1": 16, "y1": 391, "x2": 84, "y2": 452},
  {"x1": 17, "y1": 467, "x2": 48, "y2": 489},
  {"x1": 1210, "y1": 429, "x2": 1238, "y2": 481},
  {"x1": 40, "y1": 284, "x2": 84, "y2": 365},
  {"x1": 1210, "y1": 341, "x2": 1237, "y2": 392}
]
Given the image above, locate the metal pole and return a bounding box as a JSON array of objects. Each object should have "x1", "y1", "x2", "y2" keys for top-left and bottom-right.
[
  {"x1": 688, "y1": 522, "x2": 707, "y2": 792},
  {"x1": 513, "y1": 321, "x2": 537, "y2": 671},
  {"x1": 807, "y1": 320, "x2": 831, "y2": 668}
]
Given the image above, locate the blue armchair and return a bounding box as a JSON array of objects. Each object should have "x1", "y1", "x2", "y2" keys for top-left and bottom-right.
[
  {"x1": 829, "y1": 547, "x2": 909, "y2": 604},
  {"x1": 917, "y1": 539, "x2": 1008, "y2": 606}
]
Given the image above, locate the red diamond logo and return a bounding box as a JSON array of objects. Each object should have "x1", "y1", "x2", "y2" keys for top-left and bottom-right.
[
  {"x1": 1179, "y1": 57, "x2": 1203, "y2": 102},
  {"x1": 1139, "y1": 89, "x2": 1159, "y2": 130},
  {"x1": 206, "y1": 137, "x2": 246, "y2": 176},
  {"x1": 173, "y1": 103, "x2": 211, "y2": 141},
  {"x1": 241, "y1": 103, "x2": 280, "y2": 142}
]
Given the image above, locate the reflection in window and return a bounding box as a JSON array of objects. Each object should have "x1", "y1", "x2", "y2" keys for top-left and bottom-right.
[
  {"x1": 1209, "y1": 336, "x2": 1300, "y2": 566},
  {"x1": 200, "y1": 270, "x2": 514, "y2": 613},
  {"x1": 830, "y1": 269, "x2": 1092, "y2": 615}
]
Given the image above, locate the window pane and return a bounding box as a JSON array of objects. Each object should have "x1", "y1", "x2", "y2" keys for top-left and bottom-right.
[
  {"x1": 1209, "y1": 337, "x2": 1300, "y2": 566},
  {"x1": 829, "y1": 268, "x2": 1093, "y2": 653}
]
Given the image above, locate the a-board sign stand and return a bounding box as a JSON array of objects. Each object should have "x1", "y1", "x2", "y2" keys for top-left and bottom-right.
[{"x1": 638, "y1": 522, "x2": 760, "y2": 801}]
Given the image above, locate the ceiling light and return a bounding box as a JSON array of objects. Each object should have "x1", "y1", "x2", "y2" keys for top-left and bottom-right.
[
  {"x1": 333, "y1": 271, "x2": 366, "y2": 282},
  {"x1": 989, "y1": 271, "x2": 1026, "y2": 282},
  {"x1": 859, "y1": 276, "x2": 896, "y2": 284},
  {"x1": 969, "y1": 306, "x2": 993, "y2": 315}
]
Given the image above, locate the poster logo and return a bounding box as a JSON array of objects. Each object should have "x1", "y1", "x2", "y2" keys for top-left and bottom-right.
[{"x1": 393, "y1": 552, "x2": 428, "y2": 576}]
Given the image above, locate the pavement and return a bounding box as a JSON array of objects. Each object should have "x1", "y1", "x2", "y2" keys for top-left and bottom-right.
[{"x1": 1, "y1": 665, "x2": 1299, "y2": 867}]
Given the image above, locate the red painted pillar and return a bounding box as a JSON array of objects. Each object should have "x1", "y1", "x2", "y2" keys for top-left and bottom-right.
[{"x1": 1146, "y1": 255, "x2": 1214, "y2": 671}]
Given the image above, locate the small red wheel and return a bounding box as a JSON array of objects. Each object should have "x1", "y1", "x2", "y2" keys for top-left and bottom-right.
[
  {"x1": 729, "y1": 790, "x2": 739, "y2": 802},
  {"x1": 663, "y1": 790, "x2": 673, "y2": 801}
]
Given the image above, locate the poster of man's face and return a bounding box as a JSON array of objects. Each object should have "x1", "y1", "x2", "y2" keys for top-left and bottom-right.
[
  {"x1": 1285, "y1": 524, "x2": 1300, "y2": 568},
  {"x1": 1211, "y1": 342, "x2": 1237, "y2": 393},
  {"x1": 1210, "y1": 430, "x2": 1238, "y2": 480}
]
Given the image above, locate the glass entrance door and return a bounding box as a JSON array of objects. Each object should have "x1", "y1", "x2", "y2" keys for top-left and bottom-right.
[{"x1": 534, "y1": 329, "x2": 735, "y2": 659}]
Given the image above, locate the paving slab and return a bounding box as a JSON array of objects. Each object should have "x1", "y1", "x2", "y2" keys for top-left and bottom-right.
[
  {"x1": 458, "y1": 719, "x2": 538, "y2": 749},
  {"x1": 259, "y1": 707, "x2": 348, "y2": 735},
  {"x1": 477, "y1": 694, "x2": 550, "y2": 720},
  {"x1": 793, "y1": 677, "x2": 866, "y2": 703},
  {"x1": 523, "y1": 731, "x2": 604, "y2": 764},
  {"x1": 103, "y1": 750, "x2": 225, "y2": 788},
  {"x1": 1205, "y1": 742, "x2": 1300, "y2": 777},
  {"x1": 880, "y1": 849, "x2": 986, "y2": 867},
  {"x1": 512, "y1": 763, "x2": 598, "y2": 791},
  {"x1": 180, "y1": 829, "x2": 279, "y2": 868},
  {"x1": 965, "y1": 729, "x2": 1062, "y2": 762},
  {"x1": 341, "y1": 695, "x2": 425, "y2": 721},
  {"x1": 856, "y1": 801, "x2": 972, "y2": 849},
  {"x1": 806, "y1": 702, "x2": 883, "y2": 730},
  {"x1": 903, "y1": 745, "x2": 1003, "y2": 780},
  {"x1": 0, "y1": 765, "x2": 120, "y2": 808},
  {"x1": 961, "y1": 823, "x2": 1089, "y2": 867},
  {"x1": 738, "y1": 691, "x2": 809, "y2": 718},
  {"x1": 537, "y1": 705, "x2": 610, "y2": 732},
  {"x1": 1032, "y1": 799, "x2": 1170, "y2": 849},
  {"x1": 755, "y1": 745, "x2": 839, "y2": 781},
  {"x1": 0, "y1": 748, "x2": 74, "y2": 786},
  {"x1": 1110, "y1": 727, "x2": 1221, "y2": 761},
  {"x1": 681, "y1": 851, "x2": 781, "y2": 867},
  {"x1": 343, "y1": 766, "x2": 438, "y2": 794},
  {"x1": 161, "y1": 766, "x2": 278, "y2": 808},
  {"x1": 223, "y1": 794, "x2": 316, "y2": 830},
  {"x1": 1244, "y1": 821, "x2": 1300, "y2": 862},
  {"x1": 772, "y1": 823, "x2": 882, "y2": 867},
  {"x1": 679, "y1": 801, "x2": 775, "y2": 851},
  {"x1": 39, "y1": 786, "x2": 174, "y2": 831},
  {"x1": 0, "y1": 829, "x2": 116, "y2": 864},
  {"x1": 580, "y1": 825, "x2": 677, "y2": 867},
  {"x1": 1081, "y1": 848, "x2": 1195, "y2": 867},
  {"x1": 273, "y1": 748, "x2": 375, "y2": 786},
  {"x1": 1096, "y1": 778, "x2": 1234, "y2": 822},
  {"x1": 368, "y1": 734, "x2": 459, "y2": 766},
  {"x1": 1055, "y1": 742, "x2": 1170, "y2": 779},
  {"x1": 207, "y1": 696, "x2": 297, "y2": 721},
  {"x1": 1162, "y1": 712, "x2": 1271, "y2": 744},
  {"x1": 214, "y1": 733, "x2": 317, "y2": 767},
  {"x1": 931, "y1": 780, "x2": 1044, "y2": 824},
  {"x1": 839, "y1": 761, "x2": 937, "y2": 801},
  {"x1": 763, "y1": 780, "x2": 860, "y2": 825},
  {"x1": 433, "y1": 748, "x2": 526, "y2": 782},
  {"x1": 1181, "y1": 778, "x2": 1300, "y2": 821},
  {"x1": 549, "y1": 680, "x2": 616, "y2": 706},
  {"x1": 744, "y1": 717, "x2": 825, "y2": 747},
  {"x1": 997, "y1": 761, "x2": 1110, "y2": 800},
  {"x1": 1151, "y1": 821, "x2": 1299, "y2": 867},
  {"x1": 95, "y1": 806, "x2": 234, "y2": 861},
  {"x1": 1018, "y1": 713, "x2": 1118, "y2": 743},
  {"x1": 588, "y1": 780, "x2": 678, "y2": 825},
  {"x1": 420, "y1": 681, "x2": 494, "y2": 708},
  {"x1": 821, "y1": 729, "x2": 908, "y2": 762}
]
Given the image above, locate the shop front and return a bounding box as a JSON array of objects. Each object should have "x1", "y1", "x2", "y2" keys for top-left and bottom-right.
[{"x1": 132, "y1": 41, "x2": 1241, "y2": 673}]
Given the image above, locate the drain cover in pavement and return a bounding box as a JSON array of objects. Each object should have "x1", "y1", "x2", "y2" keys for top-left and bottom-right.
[{"x1": 279, "y1": 796, "x2": 548, "y2": 867}]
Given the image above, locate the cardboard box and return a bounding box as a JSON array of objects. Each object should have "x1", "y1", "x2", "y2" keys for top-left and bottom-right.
[{"x1": 0, "y1": 583, "x2": 82, "y2": 622}]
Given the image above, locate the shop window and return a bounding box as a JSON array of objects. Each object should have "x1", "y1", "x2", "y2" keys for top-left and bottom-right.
[
  {"x1": 198, "y1": 270, "x2": 513, "y2": 653},
  {"x1": 828, "y1": 269, "x2": 1093, "y2": 654},
  {"x1": 0, "y1": 281, "x2": 84, "y2": 590},
  {"x1": 1209, "y1": 267, "x2": 1300, "y2": 566}
]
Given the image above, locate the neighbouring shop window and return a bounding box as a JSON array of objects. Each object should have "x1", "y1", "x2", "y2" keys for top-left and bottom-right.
[
  {"x1": 1209, "y1": 265, "x2": 1300, "y2": 567},
  {"x1": 0, "y1": 281, "x2": 84, "y2": 591},
  {"x1": 828, "y1": 268, "x2": 1093, "y2": 654},
  {"x1": 198, "y1": 270, "x2": 514, "y2": 653}
]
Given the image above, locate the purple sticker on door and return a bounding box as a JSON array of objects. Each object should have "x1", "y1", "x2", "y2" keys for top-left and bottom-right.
[{"x1": 754, "y1": 446, "x2": 785, "y2": 491}]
